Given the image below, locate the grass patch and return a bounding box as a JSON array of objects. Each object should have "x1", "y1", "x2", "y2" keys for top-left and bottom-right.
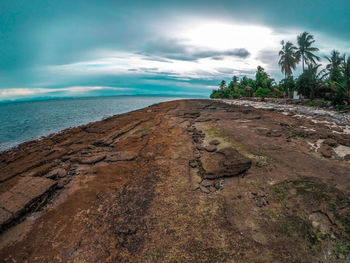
[
  {"x1": 201, "y1": 124, "x2": 253, "y2": 158},
  {"x1": 198, "y1": 160, "x2": 206, "y2": 178},
  {"x1": 270, "y1": 178, "x2": 350, "y2": 259}
]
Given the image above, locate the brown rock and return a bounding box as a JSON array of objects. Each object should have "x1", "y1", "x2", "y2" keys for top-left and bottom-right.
[
  {"x1": 0, "y1": 208, "x2": 12, "y2": 228},
  {"x1": 344, "y1": 154, "x2": 350, "y2": 161},
  {"x1": 45, "y1": 168, "x2": 67, "y2": 179},
  {"x1": 190, "y1": 168, "x2": 202, "y2": 190},
  {"x1": 200, "y1": 147, "x2": 252, "y2": 179},
  {"x1": 245, "y1": 114, "x2": 261, "y2": 120},
  {"x1": 189, "y1": 160, "x2": 197, "y2": 168},
  {"x1": 209, "y1": 139, "x2": 220, "y2": 146},
  {"x1": 78, "y1": 153, "x2": 106, "y2": 164},
  {"x1": 200, "y1": 185, "x2": 210, "y2": 194},
  {"x1": 267, "y1": 130, "x2": 282, "y2": 137},
  {"x1": 330, "y1": 134, "x2": 350, "y2": 147},
  {"x1": 201, "y1": 179, "x2": 214, "y2": 187},
  {"x1": 318, "y1": 145, "x2": 334, "y2": 158},
  {"x1": 0, "y1": 177, "x2": 56, "y2": 229},
  {"x1": 204, "y1": 145, "x2": 217, "y2": 152},
  {"x1": 255, "y1": 128, "x2": 269, "y2": 136},
  {"x1": 105, "y1": 151, "x2": 137, "y2": 162},
  {"x1": 323, "y1": 138, "x2": 338, "y2": 147}
]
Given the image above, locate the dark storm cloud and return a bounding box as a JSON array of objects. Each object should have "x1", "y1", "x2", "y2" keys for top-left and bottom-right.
[{"x1": 141, "y1": 39, "x2": 250, "y2": 61}]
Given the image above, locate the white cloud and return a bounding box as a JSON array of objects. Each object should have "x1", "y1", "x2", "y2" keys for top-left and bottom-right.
[{"x1": 45, "y1": 18, "x2": 350, "y2": 84}]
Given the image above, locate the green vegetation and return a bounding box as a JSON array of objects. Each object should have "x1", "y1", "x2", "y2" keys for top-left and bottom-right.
[{"x1": 210, "y1": 31, "x2": 350, "y2": 110}]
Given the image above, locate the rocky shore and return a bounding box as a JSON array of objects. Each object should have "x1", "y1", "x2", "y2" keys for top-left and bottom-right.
[{"x1": 0, "y1": 99, "x2": 350, "y2": 262}]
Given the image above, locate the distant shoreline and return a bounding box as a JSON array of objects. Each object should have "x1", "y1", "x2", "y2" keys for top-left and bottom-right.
[{"x1": 0, "y1": 93, "x2": 208, "y2": 104}]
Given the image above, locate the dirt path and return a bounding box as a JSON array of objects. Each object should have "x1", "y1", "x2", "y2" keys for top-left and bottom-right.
[{"x1": 0, "y1": 99, "x2": 349, "y2": 262}]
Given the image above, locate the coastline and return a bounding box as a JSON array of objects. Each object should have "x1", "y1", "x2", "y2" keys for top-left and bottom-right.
[
  {"x1": 0, "y1": 96, "x2": 194, "y2": 152},
  {"x1": 1, "y1": 99, "x2": 350, "y2": 262}
]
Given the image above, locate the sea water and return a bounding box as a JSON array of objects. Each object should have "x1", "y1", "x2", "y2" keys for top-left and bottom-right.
[{"x1": 0, "y1": 96, "x2": 190, "y2": 151}]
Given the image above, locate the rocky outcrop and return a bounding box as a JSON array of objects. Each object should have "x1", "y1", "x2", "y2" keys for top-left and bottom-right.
[
  {"x1": 200, "y1": 147, "x2": 252, "y2": 179},
  {"x1": 0, "y1": 176, "x2": 56, "y2": 232}
]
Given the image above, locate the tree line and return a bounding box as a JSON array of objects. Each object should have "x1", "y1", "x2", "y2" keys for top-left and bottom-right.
[{"x1": 210, "y1": 31, "x2": 350, "y2": 109}]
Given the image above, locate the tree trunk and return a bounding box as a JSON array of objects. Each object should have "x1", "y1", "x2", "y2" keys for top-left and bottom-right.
[{"x1": 302, "y1": 55, "x2": 305, "y2": 72}]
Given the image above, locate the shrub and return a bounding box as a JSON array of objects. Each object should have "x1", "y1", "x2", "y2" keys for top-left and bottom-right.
[{"x1": 254, "y1": 87, "x2": 270, "y2": 98}]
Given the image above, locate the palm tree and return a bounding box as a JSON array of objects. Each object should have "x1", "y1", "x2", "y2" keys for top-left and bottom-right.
[
  {"x1": 324, "y1": 50, "x2": 345, "y2": 82},
  {"x1": 278, "y1": 40, "x2": 298, "y2": 77},
  {"x1": 343, "y1": 56, "x2": 350, "y2": 104},
  {"x1": 325, "y1": 50, "x2": 345, "y2": 71},
  {"x1": 219, "y1": 80, "x2": 226, "y2": 90},
  {"x1": 296, "y1": 64, "x2": 326, "y2": 99},
  {"x1": 295, "y1": 32, "x2": 320, "y2": 72}
]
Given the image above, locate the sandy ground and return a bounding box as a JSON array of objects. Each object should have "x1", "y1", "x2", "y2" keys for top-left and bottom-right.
[{"x1": 0, "y1": 99, "x2": 349, "y2": 262}]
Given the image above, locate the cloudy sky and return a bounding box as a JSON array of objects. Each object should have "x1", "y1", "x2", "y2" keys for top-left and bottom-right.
[{"x1": 1, "y1": 0, "x2": 349, "y2": 101}]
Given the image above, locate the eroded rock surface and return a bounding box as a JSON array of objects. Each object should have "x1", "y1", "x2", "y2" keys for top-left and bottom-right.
[{"x1": 0, "y1": 99, "x2": 349, "y2": 263}]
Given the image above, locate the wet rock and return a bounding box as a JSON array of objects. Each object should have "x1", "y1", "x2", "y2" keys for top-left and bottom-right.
[
  {"x1": 105, "y1": 151, "x2": 137, "y2": 162},
  {"x1": 200, "y1": 147, "x2": 252, "y2": 179},
  {"x1": 78, "y1": 154, "x2": 106, "y2": 164},
  {"x1": 209, "y1": 139, "x2": 220, "y2": 145},
  {"x1": 344, "y1": 154, "x2": 350, "y2": 161},
  {"x1": 318, "y1": 145, "x2": 335, "y2": 158},
  {"x1": 204, "y1": 145, "x2": 217, "y2": 152},
  {"x1": 323, "y1": 138, "x2": 338, "y2": 147}
]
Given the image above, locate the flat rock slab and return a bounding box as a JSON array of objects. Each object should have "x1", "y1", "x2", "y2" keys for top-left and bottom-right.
[
  {"x1": 0, "y1": 176, "x2": 56, "y2": 229},
  {"x1": 200, "y1": 147, "x2": 252, "y2": 179},
  {"x1": 45, "y1": 168, "x2": 67, "y2": 179},
  {"x1": 105, "y1": 151, "x2": 137, "y2": 162},
  {"x1": 78, "y1": 154, "x2": 106, "y2": 164}
]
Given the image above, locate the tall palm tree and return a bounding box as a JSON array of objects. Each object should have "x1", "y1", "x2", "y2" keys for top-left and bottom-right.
[
  {"x1": 343, "y1": 56, "x2": 350, "y2": 104},
  {"x1": 295, "y1": 32, "x2": 320, "y2": 72},
  {"x1": 324, "y1": 50, "x2": 345, "y2": 82},
  {"x1": 278, "y1": 40, "x2": 298, "y2": 77},
  {"x1": 325, "y1": 50, "x2": 345, "y2": 71},
  {"x1": 296, "y1": 64, "x2": 326, "y2": 99},
  {"x1": 219, "y1": 80, "x2": 226, "y2": 89}
]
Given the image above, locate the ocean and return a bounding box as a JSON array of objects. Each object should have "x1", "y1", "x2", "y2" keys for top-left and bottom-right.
[{"x1": 0, "y1": 96, "x2": 192, "y2": 151}]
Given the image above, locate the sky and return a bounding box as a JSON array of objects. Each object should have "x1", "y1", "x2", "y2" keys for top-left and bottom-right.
[{"x1": 0, "y1": 0, "x2": 349, "y2": 101}]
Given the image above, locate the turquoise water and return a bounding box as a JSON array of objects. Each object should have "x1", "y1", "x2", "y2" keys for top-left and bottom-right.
[{"x1": 0, "y1": 96, "x2": 189, "y2": 151}]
